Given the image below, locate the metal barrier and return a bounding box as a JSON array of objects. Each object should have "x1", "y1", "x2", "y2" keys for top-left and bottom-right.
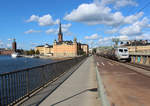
[{"x1": 0, "y1": 56, "x2": 86, "y2": 106}]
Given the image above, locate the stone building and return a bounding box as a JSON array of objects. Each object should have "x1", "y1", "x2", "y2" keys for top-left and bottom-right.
[
  {"x1": 35, "y1": 44, "x2": 53, "y2": 55},
  {"x1": 35, "y1": 22, "x2": 89, "y2": 57},
  {"x1": 122, "y1": 40, "x2": 150, "y2": 53},
  {"x1": 81, "y1": 44, "x2": 89, "y2": 54}
]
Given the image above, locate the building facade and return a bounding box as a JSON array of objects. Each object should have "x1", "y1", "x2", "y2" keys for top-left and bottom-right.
[
  {"x1": 12, "y1": 39, "x2": 17, "y2": 52},
  {"x1": 35, "y1": 22, "x2": 89, "y2": 57}
]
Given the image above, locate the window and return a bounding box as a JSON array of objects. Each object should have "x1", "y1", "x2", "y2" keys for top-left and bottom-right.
[
  {"x1": 119, "y1": 49, "x2": 123, "y2": 52},
  {"x1": 124, "y1": 49, "x2": 128, "y2": 52}
]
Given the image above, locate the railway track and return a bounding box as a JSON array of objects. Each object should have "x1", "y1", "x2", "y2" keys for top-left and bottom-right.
[
  {"x1": 125, "y1": 62, "x2": 150, "y2": 71},
  {"x1": 98, "y1": 56, "x2": 150, "y2": 77},
  {"x1": 95, "y1": 55, "x2": 150, "y2": 106}
]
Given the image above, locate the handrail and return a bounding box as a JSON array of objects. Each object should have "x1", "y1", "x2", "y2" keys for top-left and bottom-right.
[
  {"x1": 0, "y1": 56, "x2": 86, "y2": 106},
  {"x1": 0, "y1": 57, "x2": 78, "y2": 76}
]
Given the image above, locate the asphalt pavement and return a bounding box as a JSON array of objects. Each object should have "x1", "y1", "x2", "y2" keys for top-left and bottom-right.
[{"x1": 39, "y1": 56, "x2": 100, "y2": 106}]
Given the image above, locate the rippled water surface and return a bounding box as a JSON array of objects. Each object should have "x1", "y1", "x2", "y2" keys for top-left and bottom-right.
[{"x1": 0, "y1": 55, "x2": 54, "y2": 74}]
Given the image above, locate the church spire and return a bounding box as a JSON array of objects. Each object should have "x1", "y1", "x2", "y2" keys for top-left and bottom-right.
[
  {"x1": 58, "y1": 21, "x2": 62, "y2": 35},
  {"x1": 58, "y1": 21, "x2": 63, "y2": 42}
]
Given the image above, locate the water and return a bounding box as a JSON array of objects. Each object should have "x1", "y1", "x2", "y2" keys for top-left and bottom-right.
[{"x1": 0, "y1": 55, "x2": 54, "y2": 74}]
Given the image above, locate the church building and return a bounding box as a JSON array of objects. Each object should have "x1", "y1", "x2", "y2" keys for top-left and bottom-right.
[{"x1": 35, "y1": 22, "x2": 88, "y2": 57}]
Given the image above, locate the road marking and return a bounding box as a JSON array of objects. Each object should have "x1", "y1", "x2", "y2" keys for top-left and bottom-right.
[
  {"x1": 97, "y1": 62, "x2": 99, "y2": 66},
  {"x1": 108, "y1": 62, "x2": 113, "y2": 66},
  {"x1": 101, "y1": 62, "x2": 105, "y2": 66}
]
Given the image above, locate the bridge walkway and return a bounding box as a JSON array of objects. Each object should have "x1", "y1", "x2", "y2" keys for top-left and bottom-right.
[
  {"x1": 39, "y1": 56, "x2": 100, "y2": 106},
  {"x1": 20, "y1": 56, "x2": 100, "y2": 106}
]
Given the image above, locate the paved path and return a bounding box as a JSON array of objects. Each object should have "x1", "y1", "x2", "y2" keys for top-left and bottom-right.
[{"x1": 39, "y1": 56, "x2": 100, "y2": 106}]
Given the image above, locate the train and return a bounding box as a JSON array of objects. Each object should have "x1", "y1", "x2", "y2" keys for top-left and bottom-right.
[{"x1": 97, "y1": 47, "x2": 131, "y2": 62}]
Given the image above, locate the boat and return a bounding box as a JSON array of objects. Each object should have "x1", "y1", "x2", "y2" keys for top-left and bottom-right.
[
  {"x1": 31, "y1": 55, "x2": 40, "y2": 58},
  {"x1": 11, "y1": 52, "x2": 19, "y2": 58}
]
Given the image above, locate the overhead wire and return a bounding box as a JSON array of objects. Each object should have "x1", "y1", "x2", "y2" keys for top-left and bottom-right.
[{"x1": 136, "y1": 1, "x2": 150, "y2": 14}]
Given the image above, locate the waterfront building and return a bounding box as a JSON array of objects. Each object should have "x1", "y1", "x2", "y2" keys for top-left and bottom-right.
[
  {"x1": 122, "y1": 40, "x2": 150, "y2": 53},
  {"x1": 35, "y1": 22, "x2": 89, "y2": 57},
  {"x1": 35, "y1": 44, "x2": 53, "y2": 56},
  {"x1": 0, "y1": 39, "x2": 17, "y2": 55},
  {"x1": 12, "y1": 39, "x2": 17, "y2": 52}
]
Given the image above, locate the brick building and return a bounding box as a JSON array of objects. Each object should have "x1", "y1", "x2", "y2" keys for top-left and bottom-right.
[{"x1": 35, "y1": 22, "x2": 89, "y2": 57}]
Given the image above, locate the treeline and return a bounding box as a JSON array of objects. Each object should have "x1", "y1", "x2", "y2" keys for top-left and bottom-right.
[{"x1": 17, "y1": 49, "x2": 40, "y2": 55}]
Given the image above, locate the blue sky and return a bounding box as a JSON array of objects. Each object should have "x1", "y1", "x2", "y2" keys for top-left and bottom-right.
[{"x1": 0, "y1": 0, "x2": 150, "y2": 49}]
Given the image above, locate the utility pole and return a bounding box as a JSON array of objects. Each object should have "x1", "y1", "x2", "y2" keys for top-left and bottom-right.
[{"x1": 112, "y1": 38, "x2": 120, "y2": 48}]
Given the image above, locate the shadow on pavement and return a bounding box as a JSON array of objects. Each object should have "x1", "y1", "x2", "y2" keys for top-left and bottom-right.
[{"x1": 50, "y1": 88, "x2": 97, "y2": 106}]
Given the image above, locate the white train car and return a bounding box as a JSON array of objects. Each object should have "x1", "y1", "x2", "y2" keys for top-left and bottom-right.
[{"x1": 114, "y1": 47, "x2": 130, "y2": 61}]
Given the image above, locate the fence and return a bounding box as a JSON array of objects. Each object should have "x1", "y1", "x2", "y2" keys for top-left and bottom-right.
[{"x1": 0, "y1": 56, "x2": 86, "y2": 106}]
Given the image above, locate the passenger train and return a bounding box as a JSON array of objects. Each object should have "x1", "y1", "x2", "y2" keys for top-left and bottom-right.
[{"x1": 97, "y1": 47, "x2": 131, "y2": 62}]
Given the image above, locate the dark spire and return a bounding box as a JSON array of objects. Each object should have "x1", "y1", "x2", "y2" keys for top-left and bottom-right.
[
  {"x1": 58, "y1": 20, "x2": 63, "y2": 42},
  {"x1": 58, "y1": 21, "x2": 62, "y2": 35}
]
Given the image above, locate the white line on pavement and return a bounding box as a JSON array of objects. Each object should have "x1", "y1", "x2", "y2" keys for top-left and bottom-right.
[
  {"x1": 97, "y1": 62, "x2": 99, "y2": 66},
  {"x1": 108, "y1": 62, "x2": 113, "y2": 66},
  {"x1": 101, "y1": 62, "x2": 105, "y2": 66}
]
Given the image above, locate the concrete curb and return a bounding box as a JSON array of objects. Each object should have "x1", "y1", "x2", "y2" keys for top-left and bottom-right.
[{"x1": 95, "y1": 66, "x2": 110, "y2": 106}]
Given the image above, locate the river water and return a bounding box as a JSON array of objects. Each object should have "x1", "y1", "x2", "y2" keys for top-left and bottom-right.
[{"x1": 0, "y1": 55, "x2": 54, "y2": 74}]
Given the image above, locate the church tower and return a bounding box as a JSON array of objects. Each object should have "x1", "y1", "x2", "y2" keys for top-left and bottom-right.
[{"x1": 58, "y1": 22, "x2": 63, "y2": 42}]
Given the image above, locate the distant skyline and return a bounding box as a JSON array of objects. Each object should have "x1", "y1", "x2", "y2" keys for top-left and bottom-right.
[{"x1": 0, "y1": 0, "x2": 150, "y2": 49}]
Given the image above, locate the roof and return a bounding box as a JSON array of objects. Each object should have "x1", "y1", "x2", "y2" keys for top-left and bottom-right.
[
  {"x1": 36, "y1": 44, "x2": 53, "y2": 48},
  {"x1": 56, "y1": 40, "x2": 73, "y2": 45},
  {"x1": 81, "y1": 44, "x2": 88, "y2": 45},
  {"x1": 36, "y1": 45, "x2": 44, "y2": 47}
]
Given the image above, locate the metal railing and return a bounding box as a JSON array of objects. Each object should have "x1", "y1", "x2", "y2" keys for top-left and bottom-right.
[{"x1": 0, "y1": 56, "x2": 86, "y2": 106}]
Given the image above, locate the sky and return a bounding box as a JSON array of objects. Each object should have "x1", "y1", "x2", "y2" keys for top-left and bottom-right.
[{"x1": 0, "y1": 0, "x2": 150, "y2": 49}]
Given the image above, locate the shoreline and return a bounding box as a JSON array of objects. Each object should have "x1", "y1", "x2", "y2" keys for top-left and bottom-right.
[
  {"x1": 39, "y1": 56, "x2": 73, "y2": 61},
  {"x1": 22, "y1": 55, "x2": 73, "y2": 61}
]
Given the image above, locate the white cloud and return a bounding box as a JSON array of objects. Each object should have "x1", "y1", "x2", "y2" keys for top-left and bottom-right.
[
  {"x1": 85, "y1": 33, "x2": 99, "y2": 40},
  {"x1": 105, "y1": 28, "x2": 118, "y2": 34},
  {"x1": 38, "y1": 14, "x2": 55, "y2": 26},
  {"x1": 0, "y1": 40, "x2": 4, "y2": 46},
  {"x1": 120, "y1": 17, "x2": 150, "y2": 36},
  {"x1": 46, "y1": 29, "x2": 57, "y2": 34},
  {"x1": 46, "y1": 23, "x2": 72, "y2": 35},
  {"x1": 24, "y1": 29, "x2": 41, "y2": 34},
  {"x1": 61, "y1": 23, "x2": 72, "y2": 32},
  {"x1": 26, "y1": 15, "x2": 39, "y2": 22},
  {"x1": 27, "y1": 14, "x2": 58, "y2": 26},
  {"x1": 98, "y1": 36, "x2": 113, "y2": 46},
  {"x1": 118, "y1": 35, "x2": 128, "y2": 41},
  {"x1": 124, "y1": 12, "x2": 143, "y2": 24},
  {"x1": 98, "y1": 35, "x2": 128, "y2": 46},
  {"x1": 8, "y1": 38, "x2": 13, "y2": 41},
  {"x1": 6, "y1": 44, "x2": 11, "y2": 48},
  {"x1": 99, "y1": 0, "x2": 138, "y2": 8},
  {"x1": 135, "y1": 33, "x2": 150, "y2": 40},
  {"x1": 31, "y1": 43, "x2": 38, "y2": 45},
  {"x1": 64, "y1": 2, "x2": 140, "y2": 27}
]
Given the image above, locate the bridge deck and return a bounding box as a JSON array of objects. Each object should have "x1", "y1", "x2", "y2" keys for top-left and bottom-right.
[
  {"x1": 95, "y1": 56, "x2": 150, "y2": 106},
  {"x1": 20, "y1": 56, "x2": 100, "y2": 106}
]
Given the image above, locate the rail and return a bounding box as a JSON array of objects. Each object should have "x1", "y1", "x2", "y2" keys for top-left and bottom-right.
[{"x1": 0, "y1": 56, "x2": 86, "y2": 106}]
